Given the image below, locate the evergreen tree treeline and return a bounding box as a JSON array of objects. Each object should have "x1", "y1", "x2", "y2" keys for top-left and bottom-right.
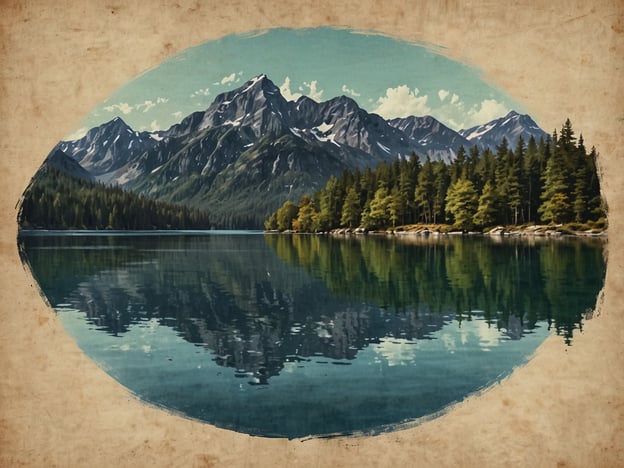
[
  {"x1": 18, "y1": 167, "x2": 211, "y2": 230},
  {"x1": 266, "y1": 119, "x2": 605, "y2": 232}
]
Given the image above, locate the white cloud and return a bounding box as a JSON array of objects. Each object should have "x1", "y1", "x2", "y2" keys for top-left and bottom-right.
[
  {"x1": 303, "y1": 80, "x2": 324, "y2": 101},
  {"x1": 140, "y1": 100, "x2": 155, "y2": 113},
  {"x1": 466, "y1": 99, "x2": 509, "y2": 126},
  {"x1": 221, "y1": 73, "x2": 236, "y2": 84},
  {"x1": 427, "y1": 93, "x2": 509, "y2": 130},
  {"x1": 190, "y1": 87, "x2": 211, "y2": 98},
  {"x1": 438, "y1": 89, "x2": 450, "y2": 102},
  {"x1": 373, "y1": 85, "x2": 431, "y2": 118},
  {"x1": 341, "y1": 84, "x2": 361, "y2": 97},
  {"x1": 280, "y1": 77, "x2": 325, "y2": 102},
  {"x1": 372, "y1": 339, "x2": 420, "y2": 367},
  {"x1": 149, "y1": 120, "x2": 159, "y2": 132},
  {"x1": 446, "y1": 118, "x2": 463, "y2": 130},
  {"x1": 222, "y1": 74, "x2": 236, "y2": 84},
  {"x1": 104, "y1": 102, "x2": 133, "y2": 115},
  {"x1": 137, "y1": 97, "x2": 168, "y2": 113},
  {"x1": 104, "y1": 97, "x2": 169, "y2": 115},
  {"x1": 279, "y1": 77, "x2": 302, "y2": 101},
  {"x1": 172, "y1": 111, "x2": 183, "y2": 119}
]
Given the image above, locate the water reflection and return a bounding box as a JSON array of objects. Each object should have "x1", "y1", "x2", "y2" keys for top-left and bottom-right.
[
  {"x1": 17, "y1": 232, "x2": 605, "y2": 437},
  {"x1": 266, "y1": 234, "x2": 605, "y2": 343},
  {"x1": 20, "y1": 234, "x2": 604, "y2": 381}
]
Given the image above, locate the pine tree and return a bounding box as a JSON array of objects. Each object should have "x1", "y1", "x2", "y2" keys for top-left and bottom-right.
[
  {"x1": 293, "y1": 195, "x2": 317, "y2": 232},
  {"x1": 362, "y1": 186, "x2": 391, "y2": 230},
  {"x1": 445, "y1": 178, "x2": 478, "y2": 230},
  {"x1": 276, "y1": 200, "x2": 298, "y2": 231},
  {"x1": 316, "y1": 176, "x2": 341, "y2": 231},
  {"x1": 524, "y1": 135, "x2": 542, "y2": 223},
  {"x1": 340, "y1": 186, "x2": 361, "y2": 229},
  {"x1": 414, "y1": 156, "x2": 434, "y2": 223},
  {"x1": 586, "y1": 146, "x2": 603, "y2": 219},
  {"x1": 476, "y1": 148, "x2": 496, "y2": 188},
  {"x1": 398, "y1": 158, "x2": 416, "y2": 225},
  {"x1": 432, "y1": 162, "x2": 450, "y2": 224},
  {"x1": 508, "y1": 136, "x2": 525, "y2": 225},
  {"x1": 494, "y1": 138, "x2": 511, "y2": 223},
  {"x1": 450, "y1": 146, "x2": 466, "y2": 184},
  {"x1": 388, "y1": 186, "x2": 402, "y2": 227},
  {"x1": 473, "y1": 181, "x2": 498, "y2": 228},
  {"x1": 539, "y1": 133, "x2": 571, "y2": 224}
]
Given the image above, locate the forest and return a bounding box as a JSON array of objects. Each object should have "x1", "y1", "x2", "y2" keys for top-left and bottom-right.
[
  {"x1": 265, "y1": 119, "x2": 605, "y2": 233},
  {"x1": 18, "y1": 166, "x2": 211, "y2": 230}
]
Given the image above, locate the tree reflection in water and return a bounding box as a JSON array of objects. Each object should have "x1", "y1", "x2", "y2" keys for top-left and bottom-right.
[{"x1": 19, "y1": 233, "x2": 606, "y2": 384}]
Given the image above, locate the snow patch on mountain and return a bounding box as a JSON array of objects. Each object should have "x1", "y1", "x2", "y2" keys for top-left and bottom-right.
[
  {"x1": 315, "y1": 122, "x2": 333, "y2": 133},
  {"x1": 464, "y1": 123, "x2": 496, "y2": 141},
  {"x1": 376, "y1": 141, "x2": 391, "y2": 154}
]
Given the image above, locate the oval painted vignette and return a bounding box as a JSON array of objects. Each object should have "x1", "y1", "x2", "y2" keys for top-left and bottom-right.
[{"x1": 16, "y1": 27, "x2": 607, "y2": 439}]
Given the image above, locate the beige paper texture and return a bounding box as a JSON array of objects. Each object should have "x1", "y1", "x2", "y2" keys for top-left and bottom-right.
[{"x1": 1, "y1": 1, "x2": 622, "y2": 466}]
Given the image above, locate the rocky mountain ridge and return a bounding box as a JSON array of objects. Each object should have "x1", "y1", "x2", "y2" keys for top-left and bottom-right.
[{"x1": 50, "y1": 74, "x2": 548, "y2": 228}]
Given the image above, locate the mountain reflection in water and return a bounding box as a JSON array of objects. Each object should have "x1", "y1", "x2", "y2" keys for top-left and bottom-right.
[
  {"x1": 18, "y1": 232, "x2": 605, "y2": 437},
  {"x1": 20, "y1": 233, "x2": 604, "y2": 381}
]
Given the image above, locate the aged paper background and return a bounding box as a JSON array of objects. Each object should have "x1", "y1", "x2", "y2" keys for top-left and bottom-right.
[{"x1": 1, "y1": 1, "x2": 622, "y2": 466}]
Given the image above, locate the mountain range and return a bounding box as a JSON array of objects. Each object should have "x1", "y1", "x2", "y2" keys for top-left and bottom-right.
[{"x1": 48, "y1": 74, "x2": 547, "y2": 228}]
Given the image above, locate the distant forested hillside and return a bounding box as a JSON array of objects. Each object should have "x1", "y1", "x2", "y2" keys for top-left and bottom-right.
[{"x1": 18, "y1": 166, "x2": 211, "y2": 230}]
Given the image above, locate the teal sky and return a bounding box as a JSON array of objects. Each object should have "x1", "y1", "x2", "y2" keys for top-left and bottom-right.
[{"x1": 68, "y1": 27, "x2": 524, "y2": 139}]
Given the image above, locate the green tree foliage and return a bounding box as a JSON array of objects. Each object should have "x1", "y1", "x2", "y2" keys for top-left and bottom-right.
[
  {"x1": 265, "y1": 234, "x2": 605, "y2": 343},
  {"x1": 473, "y1": 181, "x2": 498, "y2": 228},
  {"x1": 266, "y1": 119, "x2": 604, "y2": 232},
  {"x1": 340, "y1": 186, "x2": 361, "y2": 229},
  {"x1": 524, "y1": 135, "x2": 543, "y2": 223},
  {"x1": 432, "y1": 162, "x2": 450, "y2": 224},
  {"x1": 415, "y1": 156, "x2": 434, "y2": 223},
  {"x1": 362, "y1": 186, "x2": 391, "y2": 230},
  {"x1": 276, "y1": 200, "x2": 299, "y2": 231},
  {"x1": 264, "y1": 212, "x2": 278, "y2": 231},
  {"x1": 18, "y1": 167, "x2": 211, "y2": 230},
  {"x1": 293, "y1": 195, "x2": 318, "y2": 232},
  {"x1": 445, "y1": 178, "x2": 478, "y2": 230}
]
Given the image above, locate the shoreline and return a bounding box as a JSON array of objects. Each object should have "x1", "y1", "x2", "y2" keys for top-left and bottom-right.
[{"x1": 266, "y1": 223, "x2": 608, "y2": 239}]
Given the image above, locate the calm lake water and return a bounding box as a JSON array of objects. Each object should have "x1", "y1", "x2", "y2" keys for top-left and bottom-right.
[{"x1": 18, "y1": 232, "x2": 605, "y2": 438}]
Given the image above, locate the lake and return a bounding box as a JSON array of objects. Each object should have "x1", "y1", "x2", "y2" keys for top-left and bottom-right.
[{"x1": 17, "y1": 231, "x2": 606, "y2": 438}]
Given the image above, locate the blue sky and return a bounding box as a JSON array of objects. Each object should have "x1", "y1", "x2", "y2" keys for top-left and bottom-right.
[{"x1": 67, "y1": 27, "x2": 524, "y2": 139}]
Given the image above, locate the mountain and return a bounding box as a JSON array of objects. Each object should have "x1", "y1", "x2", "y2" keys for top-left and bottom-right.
[
  {"x1": 50, "y1": 75, "x2": 547, "y2": 228},
  {"x1": 388, "y1": 115, "x2": 473, "y2": 163},
  {"x1": 459, "y1": 111, "x2": 548, "y2": 151},
  {"x1": 288, "y1": 94, "x2": 422, "y2": 163},
  {"x1": 43, "y1": 149, "x2": 94, "y2": 181},
  {"x1": 55, "y1": 116, "x2": 160, "y2": 183}
]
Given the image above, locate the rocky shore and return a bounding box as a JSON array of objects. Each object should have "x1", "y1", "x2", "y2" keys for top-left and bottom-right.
[{"x1": 323, "y1": 223, "x2": 608, "y2": 238}]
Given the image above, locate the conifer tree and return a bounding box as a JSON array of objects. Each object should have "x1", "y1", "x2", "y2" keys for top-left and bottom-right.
[
  {"x1": 340, "y1": 186, "x2": 361, "y2": 229},
  {"x1": 276, "y1": 200, "x2": 298, "y2": 231},
  {"x1": 473, "y1": 181, "x2": 498, "y2": 228},
  {"x1": 415, "y1": 156, "x2": 434, "y2": 223},
  {"x1": 524, "y1": 135, "x2": 542, "y2": 223},
  {"x1": 293, "y1": 195, "x2": 317, "y2": 232},
  {"x1": 508, "y1": 136, "x2": 525, "y2": 225},
  {"x1": 432, "y1": 162, "x2": 450, "y2": 224},
  {"x1": 362, "y1": 186, "x2": 391, "y2": 230},
  {"x1": 445, "y1": 178, "x2": 478, "y2": 230},
  {"x1": 539, "y1": 130, "x2": 571, "y2": 224}
]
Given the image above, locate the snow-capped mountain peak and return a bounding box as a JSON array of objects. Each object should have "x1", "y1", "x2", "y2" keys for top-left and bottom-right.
[{"x1": 459, "y1": 110, "x2": 547, "y2": 150}]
